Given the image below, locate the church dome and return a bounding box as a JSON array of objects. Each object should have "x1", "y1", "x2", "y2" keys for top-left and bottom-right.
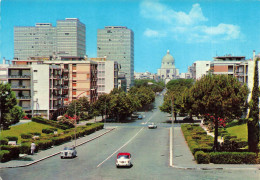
[
  {"x1": 161, "y1": 50, "x2": 175, "y2": 69},
  {"x1": 162, "y1": 50, "x2": 174, "y2": 64}
]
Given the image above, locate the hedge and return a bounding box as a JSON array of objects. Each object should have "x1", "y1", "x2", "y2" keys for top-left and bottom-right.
[
  {"x1": 209, "y1": 152, "x2": 257, "y2": 164},
  {"x1": 0, "y1": 145, "x2": 20, "y2": 159},
  {"x1": 0, "y1": 150, "x2": 11, "y2": 162},
  {"x1": 20, "y1": 142, "x2": 31, "y2": 154},
  {"x1": 21, "y1": 133, "x2": 33, "y2": 139},
  {"x1": 0, "y1": 138, "x2": 8, "y2": 145},
  {"x1": 195, "y1": 151, "x2": 210, "y2": 164},
  {"x1": 32, "y1": 116, "x2": 73, "y2": 130},
  {"x1": 6, "y1": 136, "x2": 18, "y2": 142},
  {"x1": 181, "y1": 124, "x2": 214, "y2": 154},
  {"x1": 42, "y1": 128, "x2": 57, "y2": 134}
]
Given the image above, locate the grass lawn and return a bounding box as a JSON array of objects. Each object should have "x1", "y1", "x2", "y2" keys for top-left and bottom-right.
[
  {"x1": 0, "y1": 122, "x2": 64, "y2": 143},
  {"x1": 226, "y1": 123, "x2": 247, "y2": 141}
]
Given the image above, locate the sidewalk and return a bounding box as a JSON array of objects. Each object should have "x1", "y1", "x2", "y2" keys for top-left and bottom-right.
[
  {"x1": 0, "y1": 127, "x2": 114, "y2": 169},
  {"x1": 172, "y1": 126, "x2": 260, "y2": 170}
]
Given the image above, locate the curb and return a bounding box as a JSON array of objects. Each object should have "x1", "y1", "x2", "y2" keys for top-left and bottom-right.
[
  {"x1": 171, "y1": 164, "x2": 260, "y2": 171},
  {"x1": 0, "y1": 128, "x2": 115, "y2": 169}
]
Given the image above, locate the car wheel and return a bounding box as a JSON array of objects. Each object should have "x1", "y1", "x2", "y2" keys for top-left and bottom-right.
[{"x1": 61, "y1": 156, "x2": 63, "y2": 159}]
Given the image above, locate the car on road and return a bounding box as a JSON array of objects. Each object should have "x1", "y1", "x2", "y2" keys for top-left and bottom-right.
[
  {"x1": 116, "y1": 152, "x2": 132, "y2": 168},
  {"x1": 60, "y1": 146, "x2": 77, "y2": 159},
  {"x1": 183, "y1": 116, "x2": 194, "y2": 122},
  {"x1": 148, "y1": 123, "x2": 157, "y2": 129},
  {"x1": 137, "y1": 115, "x2": 143, "y2": 119}
]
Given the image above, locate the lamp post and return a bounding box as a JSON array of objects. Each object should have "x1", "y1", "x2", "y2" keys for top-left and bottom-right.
[{"x1": 73, "y1": 88, "x2": 96, "y2": 148}]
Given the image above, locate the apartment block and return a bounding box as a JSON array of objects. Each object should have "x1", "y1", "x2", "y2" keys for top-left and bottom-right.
[
  {"x1": 191, "y1": 61, "x2": 211, "y2": 80},
  {"x1": 3, "y1": 57, "x2": 97, "y2": 119},
  {"x1": 14, "y1": 18, "x2": 85, "y2": 60},
  {"x1": 97, "y1": 26, "x2": 134, "y2": 89},
  {"x1": 90, "y1": 57, "x2": 119, "y2": 95}
]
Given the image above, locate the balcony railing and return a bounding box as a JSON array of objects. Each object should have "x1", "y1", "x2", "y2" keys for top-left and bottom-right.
[
  {"x1": 11, "y1": 86, "x2": 31, "y2": 89},
  {"x1": 22, "y1": 106, "x2": 31, "y2": 110},
  {"x1": 8, "y1": 75, "x2": 31, "y2": 79},
  {"x1": 16, "y1": 96, "x2": 31, "y2": 100}
]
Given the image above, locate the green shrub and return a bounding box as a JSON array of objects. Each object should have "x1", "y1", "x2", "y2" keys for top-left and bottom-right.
[
  {"x1": 209, "y1": 152, "x2": 257, "y2": 164},
  {"x1": 6, "y1": 136, "x2": 18, "y2": 142},
  {"x1": 36, "y1": 139, "x2": 52, "y2": 150},
  {"x1": 32, "y1": 117, "x2": 73, "y2": 130},
  {"x1": 21, "y1": 133, "x2": 33, "y2": 139},
  {"x1": 0, "y1": 150, "x2": 11, "y2": 162},
  {"x1": 20, "y1": 143, "x2": 31, "y2": 154},
  {"x1": 0, "y1": 138, "x2": 8, "y2": 145},
  {"x1": 195, "y1": 151, "x2": 210, "y2": 164},
  {"x1": 1, "y1": 145, "x2": 20, "y2": 159},
  {"x1": 29, "y1": 132, "x2": 41, "y2": 136},
  {"x1": 42, "y1": 128, "x2": 54, "y2": 134}
]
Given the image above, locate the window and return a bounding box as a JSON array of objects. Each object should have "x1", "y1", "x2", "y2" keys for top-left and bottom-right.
[
  {"x1": 72, "y1": 72, "x2": 76, "y2": 77},
  {"x1": 65, "y1": 33, "x2": 69, "y2": 35},
  {"x1": 72, "y1": 91, "x2": 76, "y2": 95},
  {"x1": 34, "y1": 70, "x2": 38, "y2": 72},
  {"x1": 73, "y1": 83, "x2": 76, "y2": 87}
]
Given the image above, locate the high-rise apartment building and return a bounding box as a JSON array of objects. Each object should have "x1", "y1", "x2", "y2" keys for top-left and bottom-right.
[
  {"x1": 14, "y1": 18, "x2": 85, "y2": 60},
  {"x1": 97, "y1": 26, "x2": 134, "y2": 89},
  {"x1": 56, "y1": 18, "x2": 86, "y2": 58}
]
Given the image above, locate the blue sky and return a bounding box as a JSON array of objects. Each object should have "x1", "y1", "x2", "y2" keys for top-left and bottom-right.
[{"x1": 1, "y1": 0, "x2": 260, "y2": 73}]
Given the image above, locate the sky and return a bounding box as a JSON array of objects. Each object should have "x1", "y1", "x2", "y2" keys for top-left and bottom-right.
[{"x1": 1, "y1": 0, "x2": 260, "y2": 73}]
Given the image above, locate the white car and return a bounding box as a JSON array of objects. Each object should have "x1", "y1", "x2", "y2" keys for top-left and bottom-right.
[
  {"x1": 60, "y1": 146, "x2": 77, "y2": 159},
  {"x1": 116, "y1": 152, "x2": 132, "y2": 168},
  {"x1": 148, "y1": 123, "x2": 157, "y2": 129}
]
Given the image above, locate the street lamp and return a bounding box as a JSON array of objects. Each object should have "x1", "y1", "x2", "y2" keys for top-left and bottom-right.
[{"x1": 73, "y1": 88, "x2": 96, "y2": 148}]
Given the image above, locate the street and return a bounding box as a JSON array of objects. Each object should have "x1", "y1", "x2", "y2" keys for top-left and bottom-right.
[{"x1": 0, "y1": 95, "x2": 259, "y2": 180}]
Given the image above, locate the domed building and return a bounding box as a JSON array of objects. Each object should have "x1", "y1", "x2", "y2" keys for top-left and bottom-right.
[{"x1": 157, "y1": 50, "x2": 179, "y2": 83}]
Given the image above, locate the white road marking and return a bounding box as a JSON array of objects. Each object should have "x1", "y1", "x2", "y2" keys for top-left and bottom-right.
[
  {"x1": 143, "y1": 111, "x2": 157, "y2": 125},
  {"x1": 97, "y1": 127, "x2": 144, "y2": 168},
  {"x1": 169, "y1": 127, "x2": 173, "y2": 167}
]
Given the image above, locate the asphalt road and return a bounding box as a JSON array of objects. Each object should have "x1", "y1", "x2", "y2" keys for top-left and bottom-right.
[{"x1": 0, "y1": 95, "x2": 259, "y2": 180}]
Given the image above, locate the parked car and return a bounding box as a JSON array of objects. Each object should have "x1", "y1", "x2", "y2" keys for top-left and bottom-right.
[
  {"x1": 116, "y1": 152, "x2": 132, "y2": 168},
  {"x1": 138, "y1": 115, "x2": 143, "y2": 119},
  {"x1": 183, "y1": 116, "x2": 194, "y2": 122},
  {"x1": 60, "y1": 146, "x2": 77, "y2": 159},
  {"x1": 148, "y1": 123, "x2": 157, "y2": 129}
]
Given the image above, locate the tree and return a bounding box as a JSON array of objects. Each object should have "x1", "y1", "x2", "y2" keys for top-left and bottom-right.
[
  {"x1": 160, "y1": 79, "x2": 194, "y2": 120},
  {"x1": 248, "y1": 58, "x2": 260, "y2": 153},
  {"x1": 93, "y1": 93, "x2": 111, "y2": 119},
  {"x1": 191, "y1": 75, "x2": 248, "y2": 151},
  {"x1": 66, "y1": 96, "x2": 91, "y2": 121},
  {"x1": 0, "y1": 83, "x2": 19, "y2": 129}
]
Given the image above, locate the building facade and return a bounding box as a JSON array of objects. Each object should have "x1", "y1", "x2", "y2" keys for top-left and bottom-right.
[
  {"x1": 3, "y1": 57, "x2": 97, "y2": 119},
  {"x1": 190, "y1": 61, "x2": 211, "y2": 80},
  {"x1": 14, "y1": 18, "x2": 86, "y2": 60},
  {"x1": 90, "y1": 57, "x2": 119, "y2": 95},
  {"x1": 97, "y1": 26, "x2": 134, "y2": 89}
]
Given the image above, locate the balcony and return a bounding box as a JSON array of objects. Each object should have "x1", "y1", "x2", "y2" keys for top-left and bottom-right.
[
  {"x1": 16, "y1": 96, "x2": 31, "y2": 100},
  {"x1": 11, "y1": 85, "x2": 31, "y2": 90},
  {"x1": 8, "y1": 75, "x2": 31, "y2": 79},
  {"x1": 22, "y1": 106, "x2": 31, "y2": 110}
]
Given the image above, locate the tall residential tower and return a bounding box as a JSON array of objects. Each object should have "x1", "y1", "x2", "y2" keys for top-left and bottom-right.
[
  {"x1": 97, "y1": 26, "x2": 134, "y2": 89},
  {"x1": 14, "y1": 18, "x2": 86, "y2": 60}
]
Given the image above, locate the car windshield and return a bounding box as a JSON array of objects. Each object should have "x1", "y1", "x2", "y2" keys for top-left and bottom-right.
[
  {"x1": 118, "y1": 155, "x2": 129, "y2": 159},
  {"x1": 64, "y1": 147, "x2": 74, "y2": 150}
]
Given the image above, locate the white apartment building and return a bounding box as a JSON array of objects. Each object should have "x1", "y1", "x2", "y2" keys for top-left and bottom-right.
[
  {"x1": 191, "y1": 61, "x2": 211, "y2": 80},
  {"x1": 90, "y1": 58, "x2": 119, "y2": 95}
]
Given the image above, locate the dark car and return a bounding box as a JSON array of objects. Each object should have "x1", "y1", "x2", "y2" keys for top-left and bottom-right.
[
  {"x1": 183, "y1": 117, "x2": 194, "y2": 122},
  {"x1": 137, "y1": 115, "x2": 143, "y2": 119}
]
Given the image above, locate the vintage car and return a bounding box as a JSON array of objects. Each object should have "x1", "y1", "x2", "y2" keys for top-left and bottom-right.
[
  {"x1": 148, "y1": 123, "x2": 157, "y2": 129},
  {"x1": 116, "y1": 152, "x2": 132, "y2": 168},
  {"x1": 60, "y1": 146, "x2": 77, "y2": 159}
]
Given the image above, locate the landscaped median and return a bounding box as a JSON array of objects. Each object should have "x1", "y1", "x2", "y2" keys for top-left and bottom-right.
[
  {"x1": 181, "y1": 124, "x2": 259, "y2": 164},
  {"x1": 0, "y1": 117, "x2": 104, "y2": 163}
]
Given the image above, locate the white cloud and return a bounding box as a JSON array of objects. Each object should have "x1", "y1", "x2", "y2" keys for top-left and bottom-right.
[
  {"x1": 144, "y1": 28, "x2": 167, "y2": 38},
  {"x1": 140, "y1": 1, "x2": 240, "y2": 43}
]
